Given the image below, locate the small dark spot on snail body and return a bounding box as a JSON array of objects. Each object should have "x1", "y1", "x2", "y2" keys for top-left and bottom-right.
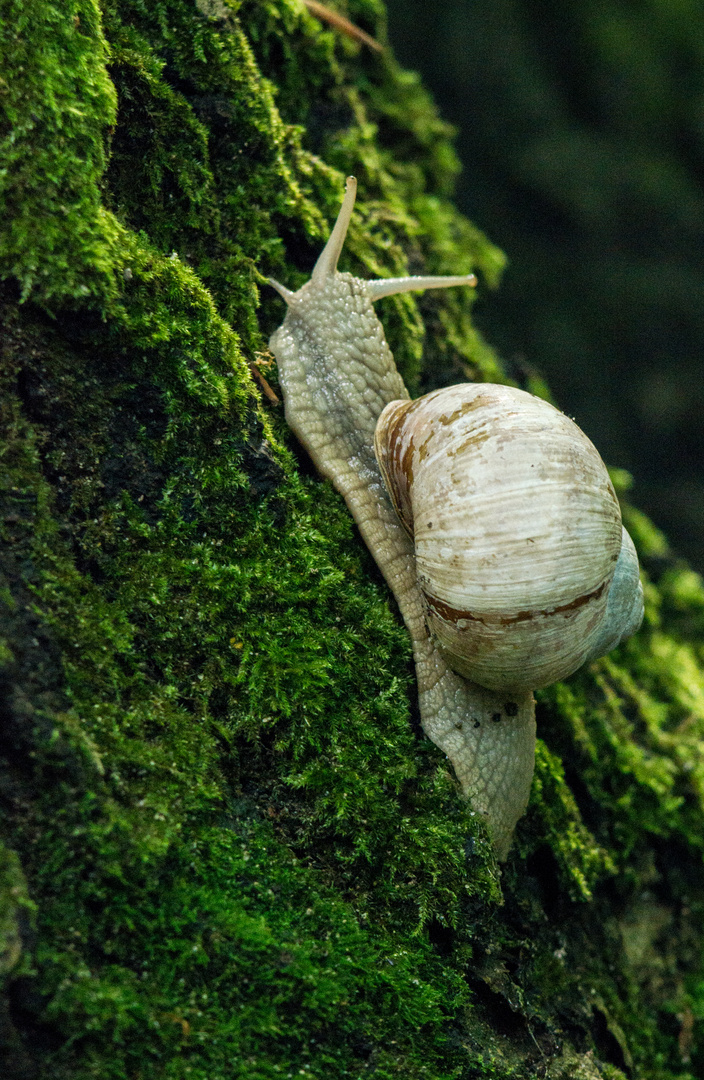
[
  {"x1": 504, "y1": 701, "x2": 519, "y2": 717},
  {"x1": 473, "y1": 720, "x2": 481, "y2": 729},
  {"x1": 491, "y1": 713, "x2": 502, "y2": 723},
  {"x1": 454, "y1": 721, "x2": 463, "y2": 730}
]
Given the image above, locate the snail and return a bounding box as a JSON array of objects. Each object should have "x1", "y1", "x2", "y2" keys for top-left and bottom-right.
[{"x1": 268, "y1": 177, "x2": 643, "y2": 859}]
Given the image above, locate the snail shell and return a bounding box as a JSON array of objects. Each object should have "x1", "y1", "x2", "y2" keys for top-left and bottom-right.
[{"x1": 375, "y1": 382, "x2": 642, "y2": 693}]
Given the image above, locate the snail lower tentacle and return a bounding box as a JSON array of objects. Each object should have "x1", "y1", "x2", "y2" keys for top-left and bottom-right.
[{"x1": 268, "y1": 176, "x2": 641, "y2": 859}]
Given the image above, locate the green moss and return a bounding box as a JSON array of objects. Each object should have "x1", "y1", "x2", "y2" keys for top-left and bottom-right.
[
  {"x1": 2, "y1": 1, "x2": 704, "y2": 1077},
  {"x1": 0, "y1": 0, "x2": 120, "y2": 303}
]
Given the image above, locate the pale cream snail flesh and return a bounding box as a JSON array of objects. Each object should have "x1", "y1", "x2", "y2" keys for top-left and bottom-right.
[{"x1": 268, "y1": 177, "x2": 643, "y2": 859}]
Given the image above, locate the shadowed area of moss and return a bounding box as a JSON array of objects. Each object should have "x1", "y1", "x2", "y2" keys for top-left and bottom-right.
[{"x1": 1, "y1": 1, "x2": 704, "y2": 1078}]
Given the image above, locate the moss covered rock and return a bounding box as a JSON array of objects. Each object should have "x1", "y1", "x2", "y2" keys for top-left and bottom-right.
[{"x1": 1, "y1": 1, "x2": 704, "y2": 1077}]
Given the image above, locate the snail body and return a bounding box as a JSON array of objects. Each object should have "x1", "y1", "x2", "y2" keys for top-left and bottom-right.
[{"x1": 268, "y1": 177, "x2": 643, "y2": 858}]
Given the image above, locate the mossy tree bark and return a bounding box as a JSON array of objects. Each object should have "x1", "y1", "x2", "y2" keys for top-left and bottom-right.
[{"x1": 1, "y1": 2, "x2": 704, "y2": 1078}]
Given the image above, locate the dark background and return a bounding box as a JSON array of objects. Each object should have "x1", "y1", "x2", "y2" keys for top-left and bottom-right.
[{"x1": 385, "y1": 0, "x2": 704, "y2": 570}]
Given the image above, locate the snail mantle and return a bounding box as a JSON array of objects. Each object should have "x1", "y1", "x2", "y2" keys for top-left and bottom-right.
[{"x1": 268, "y1": 177, "x2": 643, "y2": 860}]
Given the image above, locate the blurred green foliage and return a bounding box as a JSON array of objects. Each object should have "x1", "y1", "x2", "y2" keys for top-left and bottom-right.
[{"x1": 386, "y1": 0, "x2": 704, "y2": 568}]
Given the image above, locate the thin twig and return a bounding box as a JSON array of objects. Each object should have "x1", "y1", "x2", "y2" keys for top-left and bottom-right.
[
  {"x1": 302, "y1": 0, "x2": 384, "y2": 53},
  {"x1": 250, "y1": 363, "x2": 280, "y2": 404}
]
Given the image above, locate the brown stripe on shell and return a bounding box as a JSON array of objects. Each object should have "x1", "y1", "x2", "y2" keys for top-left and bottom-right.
[
  {"x1": 422, "y1": 579, "x2": 609, "y2": 628},
  {"x1": 374, "y1": 399, "x2": 416, "y2": 535},
  {"x1": 436, "y1": 393, "x2": 492, "y2": 425}
]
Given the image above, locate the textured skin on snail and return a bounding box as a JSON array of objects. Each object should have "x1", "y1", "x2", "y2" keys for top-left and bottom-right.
[{"x1": 268, "y1": 177, "x2": 642, "y2": 859}]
